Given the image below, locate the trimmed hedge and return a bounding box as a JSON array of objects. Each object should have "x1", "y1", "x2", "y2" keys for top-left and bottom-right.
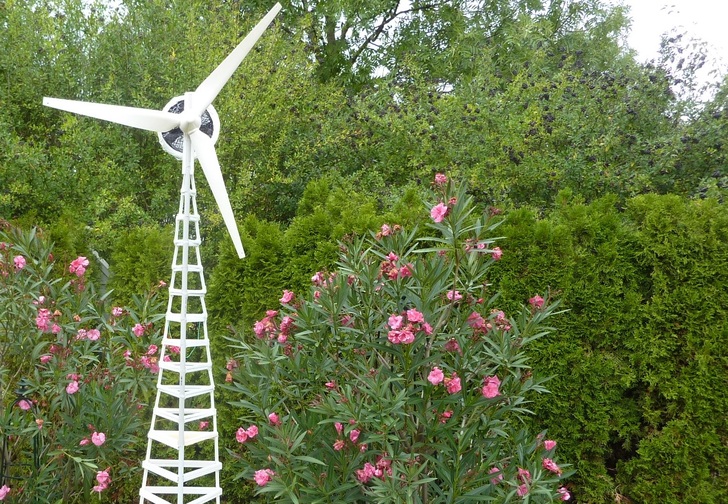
[{"x1": 490, "y1": 193, "x2": 728, "y2": 503}]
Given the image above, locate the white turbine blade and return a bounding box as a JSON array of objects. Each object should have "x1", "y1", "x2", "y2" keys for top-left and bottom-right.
[
  {"x1": 191, "y1": 3, "x2": 282, "y2": 116},
  {"x1": 188, "y1": 130, "x2": 245, "y2": 259},
  {"x1": 43, "y1": 97, "x2": 180, "y2": 133}
]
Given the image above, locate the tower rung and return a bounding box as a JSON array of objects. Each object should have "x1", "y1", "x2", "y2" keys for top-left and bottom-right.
[
  {"x1": 159, "y1": 361, "x2": 211, "y2": 374},
  {"x1": 168, "y1": 287, "x2": 206, "y2": 296},
  {"x1": 162, "y1": 338, "x2": 209, "y2": 348},
  {"x1": 157, "y1": 384, "x2": 214, "y2": 399},
  {"x1": 154, "y1": 407, "x2": 216, "y2": 424},
  {"x1": 142, "y1": 459, "x2": 223, "y2": 483},
  {"x1": 175, "y1": 214, "x2": 200, "y2": 222},
  {"x1": 165, "y1": 312, "x2": 206, "y2": 324},
  {"x1": 173, "y1": 238, "x2": 202, "y2": 247},
  {"x1": 140, "y1": 487, "x2": 222, "y2": 504},
  {"x1": 172, "y1": 264, "x2": 203, "y2": 273},
  {"x1": 148, "y1": 429, "x2": 217, "y2": 448}
]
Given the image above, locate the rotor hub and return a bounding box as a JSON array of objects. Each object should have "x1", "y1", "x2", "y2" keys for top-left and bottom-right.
[{"x1": 157, "y1": 95, "x2": 220, "y2": 159}]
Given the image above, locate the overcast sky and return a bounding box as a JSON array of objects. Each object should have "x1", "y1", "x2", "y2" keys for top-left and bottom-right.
[{"x1": 610, "y1": 0, "x2": 728, "y2": 81}]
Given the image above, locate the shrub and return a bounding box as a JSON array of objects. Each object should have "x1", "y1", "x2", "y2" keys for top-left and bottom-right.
[
  {"x1": 0, "y1": 223, "x2": 164, "y2": 502},
  {"x1": 224, "y1": 177, "x2": 573, "y2": 502}
]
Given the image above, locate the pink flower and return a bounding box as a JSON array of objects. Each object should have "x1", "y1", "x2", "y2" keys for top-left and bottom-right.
[
  {"x1": 280, "y1": 290, "x2": 294, "y2": 304},
  {"x1": 542, "y1": 458, "x2": 562, "y2": 475},
  {"x1": 333, "y1": 439, "x2": 345, "y2": 451},
  {"x1": 236, "y1": 427, "x2": 249, "y2": 443},
  {"x1": 96, "y1": 469, "x2": 111, "y2": 486},
  {"x1": 380, "y1": 224, "x2": 392, "y2": 236},
  {"x1": 13, "y1": 255, "x2": 26, "y2": 270},
  {"x1": 147, "y1": 344, "x2": 158, "y2": 355},
  {"x1": 349, "y1": 429, "x2": 360, "y2": 443},
  {"x1": 18, "y1": 399, "x2": 32, "y2": 411},
  {"x1": 51, "y1": 323, "x2": 61, "y2": 334},
  {"x1": 93, "y1": 469, "x2": 111, "y2": 492},
  {"x1": 92, "y1": 432, "x2": 106, "y2": 446},
  {"x1": 517, "y1": 467, "x2": 531, "y2": 483},
  {"x1": 254, "y1": 468, "x2": 274, "y2": 486},
  {"x1": 87, "y1": 329, "x2": 100, "y2": 341},
  {"x1": 434, "y1": 173, "x2": 447, "y2": 185},
  {"x1": 406, "y1": 309, "x2": 424, "y2": 323},
  {"x1": 491, "y1": 247, "x2": 502, "y2": 261},
  {"x1": 356, "y1": 462, "x2": 376, "y2": 483},
  {"x1": 69, "y1": 256, "x2": 89, "y2": 277},
  {"x1": 387, "y1": 314, "x2": 404, "y2": 331},
  {"x1": 334, "y1": 422, "x2": 343, "y2": 434},
  {"x1": 517, "y1": 484, "x2": 528, "y2": 497},
  {"x1": 325, "y1": 381, "x2": 336, "y2": 389},
  {"x1": 35, "y1": 308, "x2": 51, "y2": 332},
  {"x1": 444, "y1": 338, "x2": 461, "y2": 353},
  {"x1": 66, "y1": 380, "x2": 79, "y2": 394},
  {"x1": 445, "y1": 373, "x2": 461, "y2": 394},
  {"x1": 132, "y1": 323, "x2": 145, "y2": 337},
  {"x1": 112, "y1": 306, "x2": 123, "y2": 317},
  {"x1": 398, "y1": 263, "x2": 413, "y2": 278},
  {"x1": 199, "y1": 421, "x2": 209, "y2": 430},
  {"x1": 0, "y1": 484, "x2": 10, "y2": 500},
  {"x1": 488, "y1": 466, "x2": 503, "y2": 485},
  {"x1": 246, "y1": 425, "x2": 259, "y2": 439},
  {"x1": 529, "y1": 295, "x2": 544, "y2": 309},
  {"x1": 268, "y1": 412, "x2": 281, "y2": 426},
  {"x1": 482, "y1": 375, "x2": 501, "y2": 399},
  {"x1": 311, "y1": 271, "x2": 325, "y2": 285},
  {"x1": 544, "y1": 439, "x2": 557, "y2": 451},
  {"x1": 446, "y1": 290, "x2": 462, "y2": 302},
  {"x1": 430, "y1": 202, "x2": 448, "y2": 223},
  {"x1": 36, "y1": 418, "x2": 44, "y2": 429},
  {"x1": 558, "y1": 487, "x2": 571, "y2": 501},
  {"x1": 40, "y1": 354, "x2": 52, "y2": 364},
  {"x1": 80, "y1": 438, "x2": 91, "y2": 446},
  {"x1": 427, "y1": 367, "x2": 445, "y2": 385},
  {"x1": 439, "y1": 410, "x2": 453, "y2": 423}
]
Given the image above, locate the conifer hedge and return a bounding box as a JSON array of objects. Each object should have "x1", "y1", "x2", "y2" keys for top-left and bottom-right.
[{"x1": 491, "y1": 193, "x2": 728, "y2": 503}]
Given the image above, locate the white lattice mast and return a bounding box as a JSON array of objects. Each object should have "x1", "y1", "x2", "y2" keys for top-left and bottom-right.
[
  {"x1": 137, "y1": 134, "x2": 221, "y2": 504},
  {"x1": 42, "y1": 4, "x2": 282, "y2": 503}
]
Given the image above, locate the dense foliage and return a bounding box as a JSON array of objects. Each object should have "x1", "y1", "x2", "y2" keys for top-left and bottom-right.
[
  {"x1": 2, "y1": 0, "x2": 728, "y2": 502},
  {"x1": 0, "y1": 223, "x2": 165, "y2": 502},
  {"x1": 225, "y1": 178, "x2": 573, "y2": 502}
]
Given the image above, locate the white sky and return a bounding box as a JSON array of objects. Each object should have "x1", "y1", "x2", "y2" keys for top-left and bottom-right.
[{"x1": 610, "y1": 0, "x2": 728, "y2": 83}]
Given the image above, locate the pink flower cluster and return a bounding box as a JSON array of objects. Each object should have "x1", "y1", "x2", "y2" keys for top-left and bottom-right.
[
  {"x1": 80, "y1": 431, "x2": 106, "y2": 447},
  {"x1": 75, "y1": 328, "x2": 101, "y2": 341},
  {"x1": 529, "y1": 294, "x2": 545, "y2": 309},
  {"x1": 268, "y1": 412, "x2": 281, "y2": 426},
  {"x1": 236, "y1": 425, "x2": 258, "y2": 443},
  {"x1": 430, "y1": 202, "x2": 449, "y2": 223},
  {"x1": 482, "y1": 375, "x2": 501, "y2": 399},
  {"x1": 35, "y1": 308, "x2": 52, "y2": 332},
  {"x1": 93, "y1": 469, "x2": 111, "y2": 493},
  {"x1": 434, "y1": 173, "x2": 447, "y2": 185},
  {"x1": 355, "y1": 456, "x2": 392, "y2": 484},
  {"x1": 375, "y1": 223, "x2": 402, "y2": 240},
  {"x1": 427, "y1": 367, "x2": 461, "y2": 394},
  {"x1": 69, "y1": 256, "x2": 89, "y2": 277},
  {"x1": 387, "y1": 308, "x2": 431, "y2": 345},
  {"x1": 491, "y1": 310, "x2": 512, "y2": 331},
  {"x1": 379, "y1": 252, "x2": 413, "y2": 280},
  {"x1": 254, "y1": 468, "x2": 275, "y2": 486},
  {"x1": 253, "y1": 310, "x2": 295, "y2": 344},
  {"x1": 0, "y1": 484, "x2": 9, "y2": 500},
  {"x1": 14, "y1": 255, "x2": 26, "y2": 270},
  {"x1": 467, "y1": 311, "x2": 492, "y2": 335}
]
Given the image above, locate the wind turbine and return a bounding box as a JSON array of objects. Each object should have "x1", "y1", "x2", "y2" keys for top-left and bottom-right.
[{"x1": 44, "y1": 4, "x2": 282, "y2": 504}]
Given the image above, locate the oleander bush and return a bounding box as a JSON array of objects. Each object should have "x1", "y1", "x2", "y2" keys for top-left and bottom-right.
[
  {"x1": 224, "y1": 177, "x2": 573, "y2": 502},
  {"x1": 0, "y1": 223, "x2": 164, "y2": 502}
]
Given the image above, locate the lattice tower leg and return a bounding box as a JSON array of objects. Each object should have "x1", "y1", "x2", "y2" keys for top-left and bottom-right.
[{"x1": 140, "y1": 140, "x2": 222, "y2": 504}]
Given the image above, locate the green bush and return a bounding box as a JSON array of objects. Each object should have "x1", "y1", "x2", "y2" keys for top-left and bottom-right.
[{"x1": 488, "y1": 193, "x2": 728, "y2": 503}]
